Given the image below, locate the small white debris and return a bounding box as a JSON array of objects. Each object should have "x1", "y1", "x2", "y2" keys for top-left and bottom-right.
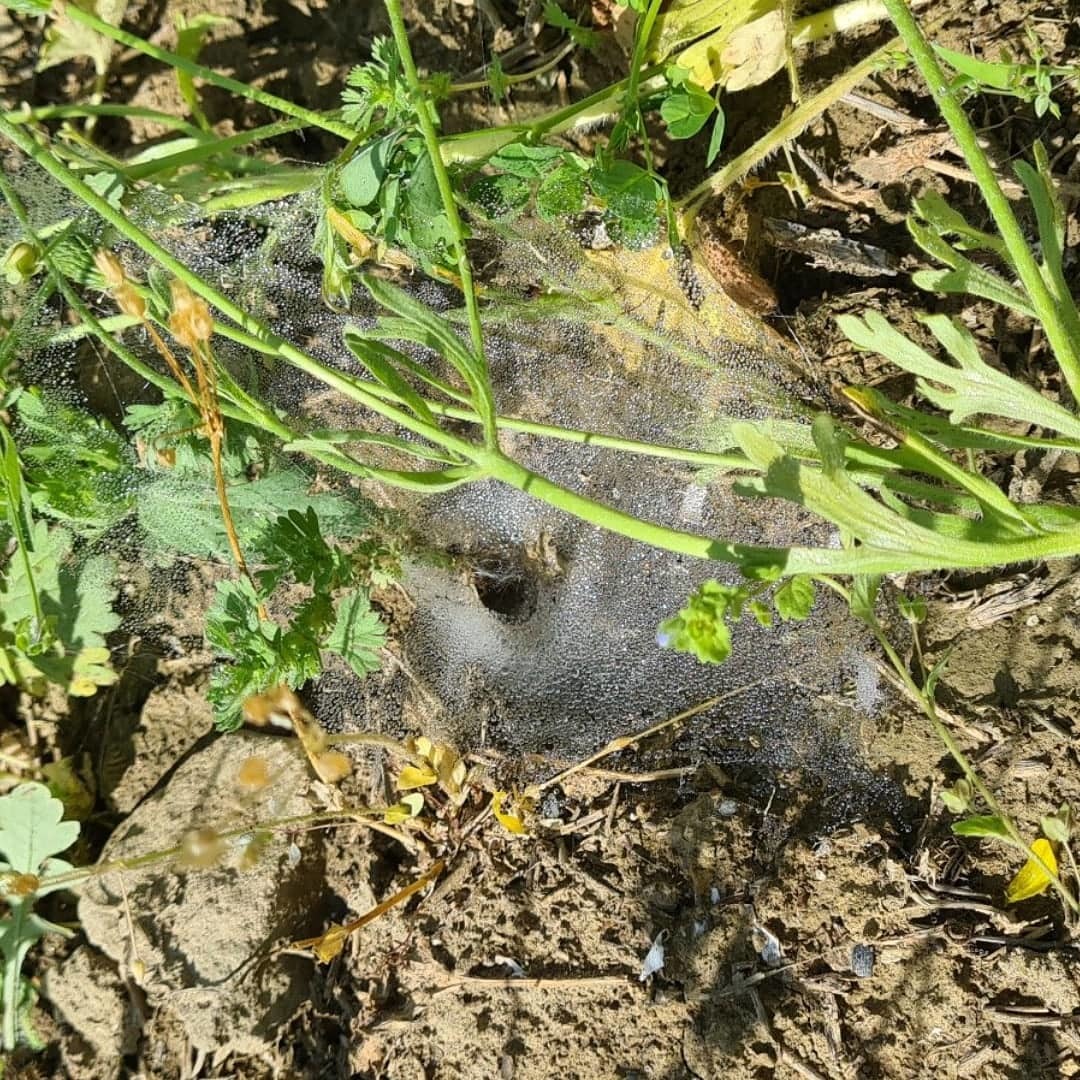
[
  {"x1": 639, "y1": 931, "x2": 667, "y2": 981},
  {"x1": 710, "y1": 886, "x2": 722, "y2": 905},
  {"x1": 287, "y1": 842, "x2": 301, "y2": 867},
  {"x1": 718, "y1": 799, "x2": 738, "y2": 817},
  {"x1": 693, "y1": 920, "x2": 708, "y2": 938},
  {"x1": 492, "y1": 955, "x2": 526, "y2": 978},
  {"x1": 752, "y1": 924, "x2": 783, "y2": 967}
]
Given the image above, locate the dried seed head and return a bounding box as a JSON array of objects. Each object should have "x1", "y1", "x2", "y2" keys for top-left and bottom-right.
[
  {"x1": 178, "y1": 827, "x2": 225, "y2": 869},
  {"x1": 236, "y1": 755, "x2": 271, "y2": 794},
  {"x1": 94, "y1": 250, "x2": 146, "y2": 318},
  {"x1": 237, "y1": 831, "x2": 271, "y2": 871},
  {"x1": 6, "y1": 872, "x2": 40, "y2": 897},
  {"x1": 168, "y1": 279, "x2": 214, "y2": 346},
  {"x1": 313, "y1": 750, "x2": 351, "y2": 785},
  {"x1": 94, "y1": 249, "x2": 126, "y2": 289}
]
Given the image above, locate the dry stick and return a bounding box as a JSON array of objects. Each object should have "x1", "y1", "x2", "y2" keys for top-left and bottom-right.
[
  {"x1": 535, "y1": 680, "x2": 766, "y2": 794},
  {"x1": 188, "y1": 337, "x2": 268, "y2": 621},
  {"x1": 294, "y1": 858, "x2": 446, "y2": 960},
  {"x1": 677, "y1": 36, "x2": 904, "y2": 227},
  {"x1": 431, "y1": 973, "x2": 632, "y2": 997}
]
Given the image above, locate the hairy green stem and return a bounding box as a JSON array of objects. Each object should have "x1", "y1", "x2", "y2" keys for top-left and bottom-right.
[
  {"x1": 33, "y1": 2, "x2": 357, "y2": 142},
  {"x1": 873, "y1": 628, "x2": 1078, "y2": 914},
  {"x1": 880, "y1": 0, "x2": 1080, "y2": 401},
  {"x1": 677, "y1": 35, "x2": 903, "y2": 224},
  {"x1": 4, "y1": 103, "x2": 203, "y2": 137},
  {"x1": 383, "y1": 0, "x2": 498, "y2": 449},
  {"x1": 122, "y1": 118, "x2": 307, "y2": 181}
]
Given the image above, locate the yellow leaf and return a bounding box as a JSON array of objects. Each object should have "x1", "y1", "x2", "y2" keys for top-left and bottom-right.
[
  {"x1": 300, "y1": 922, "x2": 351, "y2": 963},
  {"x1": 383, "y1": 793, "x2": 424, "y2": 824},
  {"x1": 411, "y1": 736, "x2": 434, "y2": 760},
  {"x1": 1006, "y1": 838, "x2": 1058, "y2": 904},
  {"x1": 492, "y1": 791, "x2": 527, "y2": 835},
  {"x1": 398, "y1": 763, "x2": 437, "y2": 790}
]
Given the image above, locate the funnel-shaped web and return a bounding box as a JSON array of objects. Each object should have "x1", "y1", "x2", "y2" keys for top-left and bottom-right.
[{"x1": 1, "y1": 161, "x2": 900, "y2": 824}]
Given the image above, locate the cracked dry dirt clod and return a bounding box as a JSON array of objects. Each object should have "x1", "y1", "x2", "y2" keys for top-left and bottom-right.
[{"x1": 73, "y1": 732, "x2": 331, "y2": 1057}]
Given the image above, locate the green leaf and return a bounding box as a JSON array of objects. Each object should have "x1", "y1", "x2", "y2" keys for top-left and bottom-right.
[
  {"x1": 253, "y1": 507, "x2": 352, "y2": 595},
  {"x1": 174, "y1": 13, "x2": 230, "y2": 128},
  {"x1": 536, "y1": 160, "x2": 588, "y2": 219},
  {"x1": 952, "y1": 814, "x2": 1011, "y2": 839},
  {"x1": 340, "y1": 134, "x2": 397, "y2": 209},
  {"x1": 138, "y1": 469, "x2": 370, "y2": 563},
  {"x1": 1041, "y1": 809, "x2": 1070, "y2": 845},
  {"x1": 0, "y1": 783, "x2": 79, "y2": 1051},
  {"x1": 342, "y1": 332, "x2": 439, "y2": 428},
  {"x1": 486, "y1": 54, "x2": 509, "y2": 102},
  {"x1": 341, "y1": 37, "x2": 408, "y2": 132},
  {"x1": 837, "y1": 310, "x2": 1080, "y2": 441},
  {"x1": 657, "y1": 580, "x2": 752, "y2": 665},
  {"x1": 705, "y1": 106, "x2": 725, "y2": 166},
  {"x1": 934, "y1": 44, "x2": 1018, "y2": 91},
  {"x1": 36, "y1": 0, "x2": 128, "y2": 77},
  {"x1": 849, "y1": 574, "x2": 881, "y2": 628},
  {"x1": 773, "y1": 575, "x2": 814, "y2": 621},
  {"x1": 402, "y1": 151, "x2": 456, "y2": 258},
  {"x1": 897, "y1": 594, "x2": 927, "y2": 624},
  {"x1": 467, "y1": 173, "x2": 531, "y2": 220},
  {"x1": 939, "y1": 780, "x2": 972, "y2": 814},
  {"x1": 542, "y1": 1, "x2": 599, "y2": 50},
  {"x1": 660, "y1": 83, "x2": 715, "y2": 139},
  {"x1": 0, "y1": 783, "x2": 79, "y2": 877},
  {"x1": 487, "y1": 142, "x2": 566, "y2": 180},
  {"x1": 1014, "y1": 143, "x2": 1065, "y2": 292},
  {"x1": 326, "y1": 590, "x2": 386, "y2": 678}
]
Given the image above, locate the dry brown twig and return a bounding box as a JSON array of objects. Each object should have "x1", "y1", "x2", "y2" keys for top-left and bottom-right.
[{"x1": 94, "y1": 252, "x2": 266, "y2": 619}]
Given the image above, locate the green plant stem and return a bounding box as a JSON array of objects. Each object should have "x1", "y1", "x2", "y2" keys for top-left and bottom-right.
[
  {"x1": 7, "y1": 113, "x2": 1080, "y2": 578},
  {"x1": 4, "y1": 103, "x2": 204, "y2": 137},
  {"x1": 383, "y1": 0, "x2": 497, "y2": 448},
  {"x1": 122, "y1": 118, "x2": 307, "y2": 181},
  {"x1": 446, "y1": 39, "x2": 577, "y2": 94},
  {"x1": 36, "y1": 2, "x2": 357, "y2": 142},
  {"x1": 873, "y1": 626, "x2": 1079, "y2": 914},
  {"x1": 880, "y1": 0, "x2": 1080, "y2": 401},
  {"x1": 677, "y1": 35, "x2": 903, "y2": 226}
]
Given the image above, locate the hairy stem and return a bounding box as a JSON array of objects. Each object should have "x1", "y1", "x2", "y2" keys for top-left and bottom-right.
[
  {"x1": 880, "y1": 0, "x2": 1080, "y2": 401},
  {"x1": 33, "y1": 2, "x2": 356, "y2": 141}
]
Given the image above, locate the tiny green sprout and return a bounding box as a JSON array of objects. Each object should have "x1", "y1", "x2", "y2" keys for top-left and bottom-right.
[
  {"x1": 939, "y1": 778, "x2": 973, "y2": 814},
  {"x1": 3, "y1": 242, "x2": 39, "y2": 285},
  {"x1": 897, "y1": 595, "x2": 927, "y2": 625},
  {"x1": 1041, "y1": 805, "x2": 1071, "y2": 845},
  {"x1": 658, "y1": 580, "x2": 752, "y2": 665}
]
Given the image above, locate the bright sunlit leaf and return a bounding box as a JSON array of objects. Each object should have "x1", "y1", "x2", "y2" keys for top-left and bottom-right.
[
  {"x1": 398, "y1": 763, "x2": 438, "y2": 790},
  {"x1": 492, "y1": 790, "x2": 527, "y2": 835},
  {"x1": 1006, "y1": 838, "x2": 1058, "y2": 904},
  {"x1": 383, "y1": 792, "x2": 424, "y2": 824}
]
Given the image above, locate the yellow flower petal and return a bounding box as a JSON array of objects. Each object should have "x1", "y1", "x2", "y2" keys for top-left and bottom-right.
[
  {"x1": 492, "y1": 790, "x2": 527, "y2": 835},
  {"x1": 383, "y1": 793, "x2": 424, "y2": 824},
  {"x1": 1006, "y1": 838, "x2": 1058, "y2": 904},
  {"x1": 398, "y1": 763, "x2": 437, "y2": 790}
]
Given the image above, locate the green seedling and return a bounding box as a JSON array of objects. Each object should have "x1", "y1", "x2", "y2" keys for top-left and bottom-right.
[
  {"x1": 936, "y1": 27, "x2": 1078, "y2": 119},
  {"x1": 0, "y1": 784, "x2": 79, "y2": 1051}
]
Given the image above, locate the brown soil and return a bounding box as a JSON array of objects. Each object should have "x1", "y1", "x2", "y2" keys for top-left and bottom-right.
[{"x1": 3, "y1": 1, "x2": 1080, "y2": 1078}]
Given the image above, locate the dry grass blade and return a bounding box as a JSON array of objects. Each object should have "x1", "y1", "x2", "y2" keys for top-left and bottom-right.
[{"x1": 295, "y1": 858, "x2": 446, "y2": 963}]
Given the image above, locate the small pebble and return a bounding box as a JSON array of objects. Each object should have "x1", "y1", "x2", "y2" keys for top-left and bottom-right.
[
  {"x1": 851, "y1": 943, "x2": 875, "y2": 978},
  {"x1": 718, "y1": 799, "x2": 738, "y2": 817}
]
